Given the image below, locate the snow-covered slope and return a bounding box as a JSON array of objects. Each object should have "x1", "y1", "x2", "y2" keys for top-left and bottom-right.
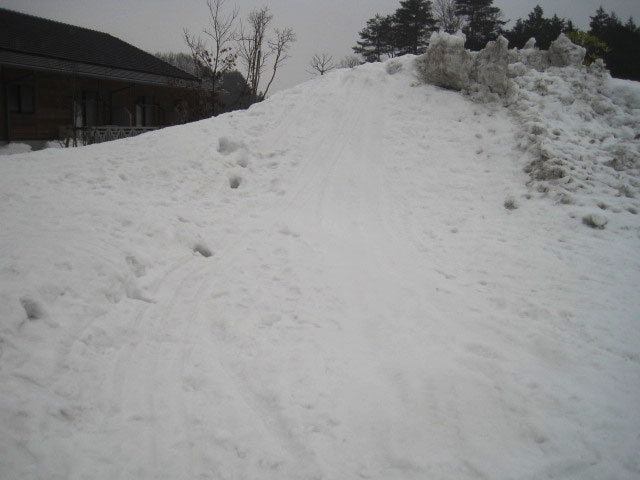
[{"x1": 1, "y1": 54, "x2": 639, "y2": 480}]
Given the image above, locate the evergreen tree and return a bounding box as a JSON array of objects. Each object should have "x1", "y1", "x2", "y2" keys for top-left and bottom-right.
[
  {"x1": 454, "y1": 0, "x2": 505, "y2": 50},
  {"x1": 588, "y1": 7, "x2": 640, "y2": 80},
  {"x1": 353, "y1": 14, "x2": 397, "y2": 62},
  {"x1": 589, "y1": 7, "x2": 610, "y2": 35},
  {"x1": 503, "y1": 5, "x2": 569, "y2": 50},
  {"x1": 625, "y1": 16, "x2": 638, "y2": 32},
  {"x1": 393, "y1": 0, "x2": 437, "y2": 55}
]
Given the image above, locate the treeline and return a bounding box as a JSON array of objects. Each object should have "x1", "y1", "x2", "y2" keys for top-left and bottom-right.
[{"x1": 354, "y1": 1, "x2": 640, "y2": 81}]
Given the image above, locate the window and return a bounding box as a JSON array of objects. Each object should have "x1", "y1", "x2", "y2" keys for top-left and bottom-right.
[
  {"x1": 83, "y1": 90, "x2": 98, "y2": 127},
  {"x1": 136, "y1": 96, "x2": 157, "y2": 127},
  {"x1": 73, "y1": 90, "x2": 99, "y2": 127},
  {"x1": 7, "y1": 84, "x2": 35, "y2": 114}
]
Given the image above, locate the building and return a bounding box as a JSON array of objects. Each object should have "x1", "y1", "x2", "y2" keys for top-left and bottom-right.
[{"x1": 0, "y1": 8, "x2": 200, "y2": 147}]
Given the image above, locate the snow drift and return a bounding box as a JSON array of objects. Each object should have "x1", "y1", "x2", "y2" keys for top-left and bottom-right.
[{"x1": 1, "y1": 37, "x2": 639, "y2": 480}]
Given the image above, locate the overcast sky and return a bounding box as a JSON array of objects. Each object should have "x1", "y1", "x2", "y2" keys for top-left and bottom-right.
[{"x1": 2, "y1": 0, "x2": 639, "y2": 93}]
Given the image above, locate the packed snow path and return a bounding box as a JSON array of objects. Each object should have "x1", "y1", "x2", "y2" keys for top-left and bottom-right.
[{"x1": 1, "y1": 58, "x2": 639, "y2": 479}]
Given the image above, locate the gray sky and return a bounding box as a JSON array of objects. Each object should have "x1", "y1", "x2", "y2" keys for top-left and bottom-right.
[{"x1": 2, "y1": 0, "x2": 639, "y2": 93}]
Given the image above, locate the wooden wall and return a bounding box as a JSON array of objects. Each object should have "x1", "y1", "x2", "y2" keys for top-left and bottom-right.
[
  {"x1": 0, "y1": 68, "x2": 5, "y2": 141},
  {"x1": 1, "y1": 67, "x2": 197, "y2": 141}
]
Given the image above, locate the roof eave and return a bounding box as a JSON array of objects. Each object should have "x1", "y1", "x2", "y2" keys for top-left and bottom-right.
[{"x1": 0, "y1": 50, "x2": 201, "y2": 88}]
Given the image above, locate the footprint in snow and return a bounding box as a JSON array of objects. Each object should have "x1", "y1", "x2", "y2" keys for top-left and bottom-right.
[
  {"x1": 20, "y1": 296, "x2": 45, "y2": 320},
  {"x1": 217, "y1": 137, "x2": 244, "y2": 155},
  {"x1": 229, "y1": 176, "x2": 242, "y2": 189},
  {"x1": 193, "y1": 243, "x2": 213, "y2": 258},
  {"x1": 278, "y1": 226, "x2": 299, "y2": 238}
]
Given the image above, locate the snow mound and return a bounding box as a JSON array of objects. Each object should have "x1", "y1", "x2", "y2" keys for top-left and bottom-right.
[
  {"x1": 1, "y1": 49, "x2": 639, "y2": 480},
  {"x1": 0, "y1": 142, "x2": 32, "y2": 156},
  {"x1": 417, "y1": 32, "x2": 640, "y2": 214},
  {"x1": 509, "y1": 61, "x2": 640, "y2": 207}
]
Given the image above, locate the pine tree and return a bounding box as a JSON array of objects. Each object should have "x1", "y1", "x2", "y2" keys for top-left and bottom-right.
[
  {"x1": 588, "y1": 7, "x2": 640, "y2": 80},
  {"x1": 589, "y1": 7, "x2": 610, "y2": 36},
  {"x1": 393, "y1": 0, "x2": 437, "y2": 55},
  {"x1": 353, "y1": 14, "x2": 397, "y2": 62},
  {"x1": 503, "y1": 5, "x2": 568, "y2": 50},
  {"x1": 454, "y1": 0, "x2": 505, "y2": 50},
  {"x1": 547, "y1": 14, "x2": 567, "y2": 44}
]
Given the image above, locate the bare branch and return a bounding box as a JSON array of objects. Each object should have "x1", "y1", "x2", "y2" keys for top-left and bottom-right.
[
  {"x1": 202, "y1": 0, "x2": 238, "y2": 76},
  {"x1": 263, "y1": 28, "x2": 296, "y2": 98},
  {"x1": 184, "y1": 0, "x2": 238, "y2": 116},
  {"x1": 237, "y1": 7, "x2": 274, "y2": 97},
  {"x1": 338, "y1": 55, "x2": 362, "y2": 69},
  {"x1": 433, "y1": 0, "x2": 463, "y2": 34},
  {"x1": 308, "y1": 53, "x2": 335, "y2": 76}
]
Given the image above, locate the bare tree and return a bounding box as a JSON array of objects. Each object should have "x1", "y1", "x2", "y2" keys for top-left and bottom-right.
[
  {"x1": 338, "y1": 55, "x2": 362, "y2": 69},
  {"x1": 263, "y1": 28, "x2": 296, "y2": 98},
  {"x1": 237, "y1": 7, "x2": 295, "y2": 99},
  {"x1": 237, "y1": 7, "x2": 272, "y2": 98},
  {"x1": 433, "y1": 0, "x2": 463, "y2": 33},
  {"x1": 184, "y1": 0, "x2": 238, "y2": 113},
  {"x1": 309, "y1": 53, "x2": 335, "y2": 75}
]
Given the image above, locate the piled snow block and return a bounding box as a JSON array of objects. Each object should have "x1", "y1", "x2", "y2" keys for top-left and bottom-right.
[
  {"x1": 415, "y1": 33, "x2": 512, "y2": 95},
  {"x1": 473, "y1": 36, "x2": 510, "y2": 95},
  {"x1": 415, "y1": 31, "x2": 474, "y2": 91},
  {"x1": 548, "y1": 34, "x2": 586, "y2": 68},
  {"x1": 416, "y1": 32, "x2": 586, "y2": 93},
  {"x1": 518, "y1": 38, "x2": 549, "y2": 71}
]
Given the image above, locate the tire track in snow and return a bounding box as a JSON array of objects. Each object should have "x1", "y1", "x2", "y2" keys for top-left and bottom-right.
[
  {"x1": 275, "y1": 73, "x2": 371, "y2": 227},
  {"x1": 111, "y1": 74, "x2": 378, "y2": 479},
  {"x1": 187, "y1": 80, "x2": 374, "y2": 476},
  {"x1": 92, "y1": 87, "x2": 361, "y2": 475},
  {"x1": 102, "y1": 255, "x2": 208, "y2": 479},
  {"x1": 100, "y1": 192, "x2": 323, "y2": 477},
  {"x1": 102, "y1": 243, "x2": 263, "y2": 477}
]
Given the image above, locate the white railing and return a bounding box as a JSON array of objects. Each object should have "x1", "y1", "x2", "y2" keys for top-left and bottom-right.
[{"x1": 59, "y1": 125, "x2": 159, "y2": 146}]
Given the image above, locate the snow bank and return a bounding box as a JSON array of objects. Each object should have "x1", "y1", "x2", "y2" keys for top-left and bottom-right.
[
  {"x1": 0, "y1": 142, "x2": 32, "y2": 156},
  {"x1": 1, "y1": 49, "x2": 639, "y2": 480},
  {"x1": 416, "y1": 33, "x2": 640, "y2": 218}
]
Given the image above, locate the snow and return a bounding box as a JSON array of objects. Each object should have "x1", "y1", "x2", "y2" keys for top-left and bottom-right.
[
  {"x1": 416, "y1": 31, "x2": 475, "y2": 91},
  {"x1": 418, "y1": 32, "x2": 640, "y2": 216},
  {"x1": 0, "y1": 141, "x2": 63, "y2": 156},
  {"x1": 0, "y1": 142, "x2": 32, "y2": 156},
  {"x1": 1, "y1": 47, "x2": 639, "y2": 479}
]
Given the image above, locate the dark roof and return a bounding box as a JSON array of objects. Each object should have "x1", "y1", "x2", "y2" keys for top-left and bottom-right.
[{"x1": 0, "y1": 8, "x2": 198, "y2": 83}]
